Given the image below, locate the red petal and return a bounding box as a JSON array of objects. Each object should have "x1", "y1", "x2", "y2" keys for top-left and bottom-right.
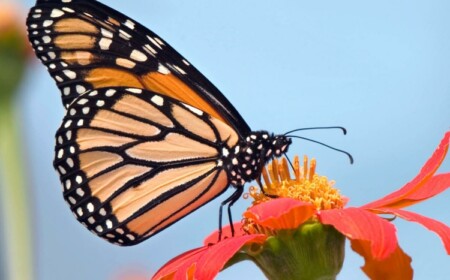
[
  {"x1": 243, "y1": 198, "x2": 316, "y2": 229},
  {"x1": 363, "y1": 132, "x2": 450, "y2": 209},
  {"x1": 406, "y1": 173, "x2": 450, "y2": 201},
  {"x1": 195, "y1": 234, "x2": 265, "y2": 279},
  {"x1": 152, "y1": 246, "x2": 207, "y2": 280},
  {"x1": 152, "y1": 234, "x2": 266, "y2": 280},
  {"x1": 318, "y1": 207, "x2": 398, "y2": 260},
  {"x1": 377, "y1": 208, "x2": 450, "y2": 254},
  {"x1": 351, "y1": 241, "x2": 413, "y2": 280},
  {"x1": 203, "y1": 222, "x2": 246, "y2": 245},
  {"x1": 368, "y1": 173, "x2": 450, "y2": 209}
]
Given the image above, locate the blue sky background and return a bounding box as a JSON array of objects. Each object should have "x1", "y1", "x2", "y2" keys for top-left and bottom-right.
[{"x1": 12, "y1": 0, "x2": 450, "y2": 279}]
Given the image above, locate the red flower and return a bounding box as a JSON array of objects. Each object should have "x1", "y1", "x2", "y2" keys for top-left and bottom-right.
[{"x1": 152, "y1": 132, "x2": 450, "y2": 280}]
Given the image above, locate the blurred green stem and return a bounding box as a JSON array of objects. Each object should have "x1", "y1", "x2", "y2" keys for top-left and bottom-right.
[
  {"x1": 0, "y1": 98, "x2": 33, "y2": 280},
  {"x1": 0, "y1": 43, "x2": 33, "y2": 280}
]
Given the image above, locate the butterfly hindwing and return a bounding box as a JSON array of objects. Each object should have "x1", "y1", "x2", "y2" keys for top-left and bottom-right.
[
  {"x1": 54, "y1": 87, "x2": 239, "y2": 245},
  {"x1": 26, "y1": 0, "x2": 250, "y2": 135}
]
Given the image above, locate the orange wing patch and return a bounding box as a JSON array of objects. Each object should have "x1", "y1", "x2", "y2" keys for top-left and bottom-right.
[
  {"x1": 77, "y1": 128, "x2": 135, "y2": 150},
  {"x1": 79, "y1": 151, "x2": 123, "y2": 178},
  {"x1": 126, "y1": 133, "x2": 218, "y2": 162},
  {"x1": 144, "y1": 170, "x2": 228, "y2": 237},
  {"x1": 140, "y1": 72, "x2": 226, "y2": 123},
  {"x1": 171, "y1": 102, "x2": 217, "y2": 142},
  {"x1": 90, "y1": 110, "x2": 160, "y2": 137},
  {"x1": 111, "y1": 162, "x2": 217, "y2": 223},
  {"x1": 85, "y1": 68, "x2": 228, "y2": 123},
  {"x1": 54, "y1": 34, "x2": 96, "y2": 50},
  {"x1": 130, "y1": 170, "x2": 227, "y2": 236},
  {"x1": 89, "y1": 165, "x2": 151, "y2": 203},
  {"x1": 54, "y1": 18, "x2": 98, "y2": 33},
  {"x1": 112, "y1": 95, "x2": 174, "y2": 128}
]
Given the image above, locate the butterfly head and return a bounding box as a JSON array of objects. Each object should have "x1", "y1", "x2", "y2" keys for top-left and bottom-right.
[{"x1": 271, "y1": 134, "x2": 292, "y2": 157}]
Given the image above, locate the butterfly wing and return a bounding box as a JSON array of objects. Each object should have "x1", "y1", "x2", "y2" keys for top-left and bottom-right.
[
  {"x1": 54, "y1": 87, "x2": 240, "y2": 245},
  {"x1": 27, "y1": 0, "x2": 251, "y2": 136}
]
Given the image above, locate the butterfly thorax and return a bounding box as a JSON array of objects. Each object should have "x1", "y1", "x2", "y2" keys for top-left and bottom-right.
[{"x1": 222, "y1": 131, "x2": 291, "y2": 187}]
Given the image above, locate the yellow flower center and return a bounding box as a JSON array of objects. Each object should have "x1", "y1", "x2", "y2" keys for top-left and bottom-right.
[{"x1": 245, "y1": 155, "x2": 345, "y2": 210}]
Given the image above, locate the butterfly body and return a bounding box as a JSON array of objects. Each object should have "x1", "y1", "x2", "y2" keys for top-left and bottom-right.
[{"x1": 27, "y1": 0, "x2": 291, "y2": 245}]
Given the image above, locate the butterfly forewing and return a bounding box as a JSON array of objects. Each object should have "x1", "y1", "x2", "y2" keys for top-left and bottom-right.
[
  {"x1": 27, "y1": 0, "x2": 250, "y2": 135},
  {"x1": 54, "y1": 87, "x2": 237, "y2": 245}
]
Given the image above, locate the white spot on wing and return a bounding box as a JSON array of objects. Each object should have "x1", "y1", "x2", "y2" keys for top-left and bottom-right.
[
  {"x1": 130, "y1": 49, "x2": 147, "y2": 62},
  {"x1": 99, "y1": 29, "x2": 112, "y2": 39},
  {"x1": 42, "y1": 36, "x2": 51, "y2": 43},
  {"x1": 68, "y1": 197, "x2": 76, "y2": 204},
  {"x1": 63, "y1": 70, "x2": 76, "y2": 79},
  {"x1": 183, "y1": 104, "x2": 203, "y2": 116},
  {"x1": 82, "y1": 107, "x2": 90, "y2": 114},
  {"x1": 76, "y1": 85, "x2": 86, "y2": 94},
  {"x1": 77, "y1": 98, "x2": 88, "y2": 105},
  {"x1": 173, "y1": 65, "x2": 186, "y2": 74},
  {"x1": 99, "y1": 38, "x2": 112, "y2": 50},
  {"x1": 126, "y1": 88, "x2": 142, "y2": 94},
  {"x1": 76, "y1": 188, "x2": 85, "y2": 196},
  {"x1": 62, "y1": 7, "x2": 75, "y2": 13},
  {"x1": 151, "y1": 95, "x2": 164, "y2": 106},
  {"x1": 77, "y1": 207, "x2": 83, "y2": 216},
  {"x1": 87, "y1": 203, "x2": 94, "y2": 212},
  {"x1": 50, "y1": 9, "x2": 64, "y2": 18},
  {"x1": 106, "y1": 220, "x2": 113, "y2": 229},
  {"x1": 154, "y1": 37, "x2": 164, "y2": 46},
  {"x1": 76, "y1": 175, "x2": 82, "y2": 184},
  {"x1": 119, "y1": 29, "x2": 132, "y2": 40},
  {"x1": 43, "y1": 20, "x2": 53, "y2": 27},
  {"x1": 105, "y1": 89, "x2": 116, "y2": 97},
  {"x1": 147, "y1": 36, "x2": 162, "y2": 49},
  {"x1": 124, "y1": 19, "x2": 135, "y2": 29},
  {"x1": 144, "y1": 44, "x2": 157, "y2": 55},
  {"x1": 157, "y1": 64, "x2": 170, "y2": 74}
]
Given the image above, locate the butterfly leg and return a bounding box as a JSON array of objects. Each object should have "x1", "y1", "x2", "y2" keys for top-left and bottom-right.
[
  {"x1": 218, "y1": 186, "x2": 244, "y2": 241},
  {"x1": 257, "y1": 149, "x2": 278, "y2": 198}
]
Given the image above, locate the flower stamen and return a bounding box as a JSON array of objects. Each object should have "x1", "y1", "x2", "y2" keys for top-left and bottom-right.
[{"x1": 247, "y1": 155, "x2": 345, "y2": 211}]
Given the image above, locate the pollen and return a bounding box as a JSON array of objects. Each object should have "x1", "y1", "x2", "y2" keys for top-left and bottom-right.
[{"x1": 245, "y1": 156, "x2": 345, "y2": 211}]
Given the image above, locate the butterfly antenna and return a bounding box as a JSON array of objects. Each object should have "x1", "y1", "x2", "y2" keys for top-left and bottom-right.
[
  {"x1": 287, "y1": 135, "x2": 354, "y2": 164},
  {"x1": 284, "y1": 153, "x2": 295, "y2": 170},
  {"x1": 284, "y1": 126, "x2": 347, "y2": 136}
]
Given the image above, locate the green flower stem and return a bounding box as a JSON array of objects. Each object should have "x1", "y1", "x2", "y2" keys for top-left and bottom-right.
[
  {"x1": 0, "y1": 100, "x2": 33, "y2": 280},
  {"x1": 249, "y1": 223, "x2": 345, "y2": 280},
  {"x1": 0, "y1": 27, "x2": 33, "y2": 280}
]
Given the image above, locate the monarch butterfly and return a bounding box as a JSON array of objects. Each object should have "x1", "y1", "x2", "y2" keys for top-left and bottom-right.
[{"x1": 26, "y1": 0, "x2": 291, "y2": 245}]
